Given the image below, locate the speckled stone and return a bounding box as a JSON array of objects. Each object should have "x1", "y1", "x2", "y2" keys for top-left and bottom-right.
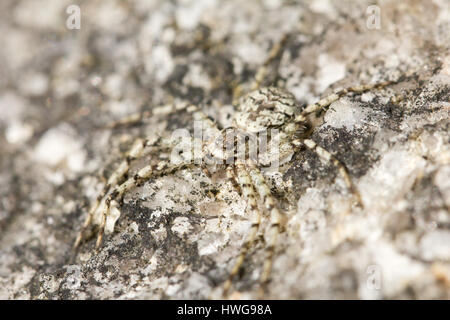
[{"x1": 0, "y1": 0, "x2": 449, "y2": 300}]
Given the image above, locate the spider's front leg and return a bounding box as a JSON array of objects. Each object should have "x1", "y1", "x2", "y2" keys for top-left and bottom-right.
[
  {"x1": 75, "y1": 103, "x2": 216, "y2": 250},
  {"x1": 93, "y1": 159, "x2": 198, "y2": 250},
  {"x1": 73, "y1": 137, "x2": 153, "y2": 250},
  {"x1": 222, "y1": 163, "x2": 262, "y2": 298},
  {"x1": 246, "y1": 160, "x2": 285, "y2": 297}
]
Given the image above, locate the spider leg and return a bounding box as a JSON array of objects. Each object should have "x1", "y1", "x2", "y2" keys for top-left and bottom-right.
[
  {"x1": 294, "y1": 138, "x2": 363, "y2": 207},
  {"x1": 105, "y1": 111, "x2": 151, "y2": 129},
  {"x1": 294, "y1": 80, "x2": 397, "y2": 122},
  {"x1": 73, "y1": 137, "x2": 152, "y2": 249},
  {"x1": 93, "y1": 160, "x2": 198, "y2": 249},
  {"x1": 233, "y1": 33, "x2": 290, "y2": 101},
  {"x1": 250, "y1": 33, "x2": 290, "y2": 92},
  {"x1": 75, "y1": 101, "x2": 219, "y2": 249},
  {"x1": 286, "y1": 79, "x2": 404, "y2": 209},
  {"x1": 222, "y1": 163, "x2": 262, "y2": 297},
  {"x1": 105, "y1": 101, "x2": 195, "y2": 129},
  {"x1": 88, "y1": 104, "x2": 221, "y2": 250},
  {"x1": 225, "y1": 165, "x2": 242, "y2": 196},
  {"x1": 246, "y1": 160, "x2": 284, "y2": 297}
]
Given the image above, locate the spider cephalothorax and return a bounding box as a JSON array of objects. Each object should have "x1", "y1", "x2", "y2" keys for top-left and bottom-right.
[{"x1": 207, "y1": 87, "x2": 308, "y2": 168}]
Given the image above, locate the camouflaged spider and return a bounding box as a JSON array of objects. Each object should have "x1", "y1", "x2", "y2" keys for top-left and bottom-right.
[{"x1": 73, "y1": 33, "x2": 398, "y2": 298}]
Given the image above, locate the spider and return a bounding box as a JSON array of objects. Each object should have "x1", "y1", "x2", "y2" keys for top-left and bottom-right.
[{"x1": 73, "y1": 33, "x2": 400, "y2": 298}]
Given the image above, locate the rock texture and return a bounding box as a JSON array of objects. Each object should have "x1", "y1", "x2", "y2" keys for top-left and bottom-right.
[{"x1": 0, "y1": 0, "x2": 449, "y2": 299}]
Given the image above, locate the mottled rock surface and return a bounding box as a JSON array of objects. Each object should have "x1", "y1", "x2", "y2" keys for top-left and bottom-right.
[{"x1": 0, "y1": 0, "x2": 449, "y2": 299}]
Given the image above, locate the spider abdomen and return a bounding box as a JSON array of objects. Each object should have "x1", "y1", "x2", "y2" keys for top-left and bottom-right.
[{"x1": 234, "y1": 87, "x2": 298, "y2": 133}]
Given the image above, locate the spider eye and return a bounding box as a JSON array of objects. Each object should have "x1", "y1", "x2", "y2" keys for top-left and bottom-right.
[{"x1": 295, "y1": 122, "x2": 310, "y2": 137}]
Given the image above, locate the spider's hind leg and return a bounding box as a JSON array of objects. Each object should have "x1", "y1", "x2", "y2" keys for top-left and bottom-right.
[
  {"x1": 294, "y1": 138, "x2": 363, "y2": 208},
  {"x1": 233, "y1": 33, "x2": 290, "y2": 102},
  {"x1": 249, "y1": 33, "x2": 290, "y2": 92},
  {"x1": 294, "y1": 80, "x2": 398, "y2": 122},
  {"x1": 288, "y1": 80, "x2": 402, "y2": 208},
  {"x1": 104, "y1": 102, "x2": 191, "y2": 129}
]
